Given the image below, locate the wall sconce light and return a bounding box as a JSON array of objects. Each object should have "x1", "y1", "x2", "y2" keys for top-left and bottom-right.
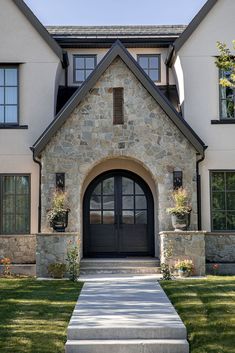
[
  {"x1": 173, "y1": 171, "x2": 183, "y2": 189},
  {"x1": 56, "y1": 173, "x2": 65, "y2": 191}
]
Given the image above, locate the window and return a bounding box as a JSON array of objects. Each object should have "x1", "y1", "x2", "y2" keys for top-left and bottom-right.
[
  {"x1": 137, "y1": 54, "x2": 161, "y2": 82},
  {"x1": 220, "y1": 69, "x2": 235, "y2": 119},
  {"x1": 73, "y1": 55, "x2": 97, "y2": 84},
  {"x1": 211, "y1": 171, "x2": 235, "y2": 231},
  {"x1": 0, "y1": 67, "x2": 19, "y2": 125},
  {"x1": 0, "y1": 175, "x2": 30, "y2": 234},
  {"x1": 113, "y1": 87, "x2": 124, "y2": 125}
]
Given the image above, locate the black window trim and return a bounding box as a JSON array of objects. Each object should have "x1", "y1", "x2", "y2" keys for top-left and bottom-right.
[
  {"x1": 137, "y1": 54, "x2": 161, "y2": 83},
  {"x1": 210, "y1": 169, "x2": 235, "y2": 233},
  {"x1": 0, "y1": 64, "x2": 20, "y2": 127},
  {"x1": 73, "y1": 54, "x2": 97, "y2": 85},
  {"x1": 0, "y1": 173, "x2": 31, "y2": 235}
]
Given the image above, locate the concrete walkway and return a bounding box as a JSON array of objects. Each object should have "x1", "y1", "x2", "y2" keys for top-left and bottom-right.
[{"x1": 65, "y1": 278, "x2": 189, "y2": 353}]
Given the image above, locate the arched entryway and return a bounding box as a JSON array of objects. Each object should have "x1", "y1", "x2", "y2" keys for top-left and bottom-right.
[{"x1": 83, "y1": 170, "x2": 154, "y2": 257}]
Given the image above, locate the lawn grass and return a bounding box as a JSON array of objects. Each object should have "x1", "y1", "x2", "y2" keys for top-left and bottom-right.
[
  {"x1": 161, "y1": 276, "x2": 235, "y2": 353},
  {"x1": 0, "y1": 278, "x2": 83, "y2": 353}
]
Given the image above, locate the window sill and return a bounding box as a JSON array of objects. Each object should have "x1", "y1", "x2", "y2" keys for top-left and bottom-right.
[
  {"x1": 0, "y1": 125, "x2": 28, "y2": 129},
  {"x1": 211, "y1": 119, "x2": 235, "y2": 124}
]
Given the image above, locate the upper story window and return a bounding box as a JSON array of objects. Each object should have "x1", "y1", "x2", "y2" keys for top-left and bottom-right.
[
  {"x1": 0, "y1": 66, "x2": 19, "y2": 125},
  {"x1": 220, "y1": 69, "x2": 235, "y2": 119},
  {"x1": 211, "y1": 171, "x2": 235, "y2": 231},
  {"x1": 137, "y1": 54, "x2": 161, "y2": 83},
  {"x1": 73, "y1": 55, "x2": 97, "y2": 85}
]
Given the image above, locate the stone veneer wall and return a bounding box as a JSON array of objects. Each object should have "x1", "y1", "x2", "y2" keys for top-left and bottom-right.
[
  {"x1": 40, "y1": 57, "x2": 198, "y2": 251},
  {"x1": 0, "y1": 235, "x2": 36, "y2": 264},
  {"x1": 205, "y1": 233, "x2": 235, "y2": 263},
  {"x1": 36, "y1": 233, "x2": 80, "y2": 278},
  {"x1": 160, "y1": 231, "x2": 206, "y2": 276}
]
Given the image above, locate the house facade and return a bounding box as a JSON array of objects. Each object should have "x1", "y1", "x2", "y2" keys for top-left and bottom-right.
[{"x1": 0, "y1": 0, "x2": 235, "y2": 271}]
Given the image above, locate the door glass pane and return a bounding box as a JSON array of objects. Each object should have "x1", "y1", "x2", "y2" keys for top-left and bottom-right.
[
  {"x1": 103, "y1": 195, "x2": 114, "y2": 210},
  {"x1": 212, "y1": 211, "x2": 226, "y2": 230},
  {"x1": 90, "y1": 211, "x2": 101, "y2": 224},
  {"x1": 212, "y1": 192, "x2": 225, "y2": 210},
  {"x1": 122, "y1": 177, "x2": 133, "y2": 194},
  {"x1": 93, "y1": 183, "x2": 101, "y2": 195},
  {"x1": 5, "y1": 87, "x2": 17, "y2": 104},
  {"x1": 227, "y1": 192, "x2": 235, "y2": 210},
  {"x1": 103, "y1": 178, "x2": 114, "y2": 194},
  {"x1": 90, "y1": 195, "x2": 101, "y2": 209},
  {"x1": 5, "y1": 69, "x2": 17, "y2": 86},
  {"x1": 135, "y1": 195, "x2": 147, "y2": 209},
  {"x1": 211, "y1": 172, "x2": 225, "y2": 191},
  {"x1": 136, "y1": 210, "x2": 147, "y2": 224},
  {"x1": 122, "y1": 211, "x2": 134, "y2": 224},
  {"x1": 122, "y1": 196, "x2": 134, "y2": 209},
  {"x1": 135, "y1": 183, "x2": 144, "y2": 195},
  {"x1": 5, "y1": 106, "x2": 17, "y2": 123},
  {"x1": 226, "y1": 172, "x2": 235, "y2": 190},
  {"x1": 103, "y1": 211, "x2": 114, "y2": 224}
]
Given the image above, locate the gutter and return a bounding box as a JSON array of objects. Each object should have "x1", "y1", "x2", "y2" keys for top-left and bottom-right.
[
  {"x1": 196, "y1": 148, "x2": 207, "y2": 230},
  {"x1": 30, "y1": 147, "x2": 42, "y2": 233}
]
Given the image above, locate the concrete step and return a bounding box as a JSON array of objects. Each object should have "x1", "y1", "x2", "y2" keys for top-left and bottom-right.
[
  {"x1": 68, "y1": 325, "x2": 187, "y2": 340},
  {"x1": 65, "y1": 339, "x2": 189, "y2": 353},
  {"x1": 80, "y1": 258, "x2": 160, "y2": 268},
  {"x1": 80, "y1": 266, "x2": 161, "y2": 275}
]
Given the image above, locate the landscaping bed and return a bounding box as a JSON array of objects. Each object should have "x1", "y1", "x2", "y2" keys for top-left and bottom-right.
[
  {"x1": 0, "y1": 278, "x2": 83, "y2": 353},
  {"x1": 161, "y1": 276, "x2": 235, "y2": 353}
]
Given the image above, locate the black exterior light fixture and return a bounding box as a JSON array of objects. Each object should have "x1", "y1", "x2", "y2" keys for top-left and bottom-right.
[
  {"x1": 173, "y1": 171, "x2": 183, "y2": 189},
  {"x1": 56, "y1": 173, "x2": 65, "y2": 191}
]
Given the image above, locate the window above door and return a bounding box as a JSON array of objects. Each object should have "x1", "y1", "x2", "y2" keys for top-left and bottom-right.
[
  {"x1": 73, "y1": 55, "x2": 97, "y2": 85},
  {"x1": 137, "y1": 54, "x2": 161, "y2": 83},
  {"x1": 219, "y1": 69, "x2": 235, "y2": 120}
]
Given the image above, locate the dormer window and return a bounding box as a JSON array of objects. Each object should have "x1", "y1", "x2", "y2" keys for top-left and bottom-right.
[
  {"x1": 73, "y1": 55, "x2": 97, "y2": 85},
  {"x1": 137, "y1": 54, "x2": 161, "y2": 83},
  {"x1": 0, "y1": 66, "x2": 19, "y2": 125}
]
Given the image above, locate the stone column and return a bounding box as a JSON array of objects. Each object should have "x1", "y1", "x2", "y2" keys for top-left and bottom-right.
[
  {"x1": 160, "y1": 231, "x2": 206, "y2": 276},
  {"x1": 36, "y1": 232, "x2": 80, "y2": 278}
]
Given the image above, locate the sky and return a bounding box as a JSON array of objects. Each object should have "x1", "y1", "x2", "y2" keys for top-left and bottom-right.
[{"x1": 24, "y1": 0, "x2": 208, "y2": 26}]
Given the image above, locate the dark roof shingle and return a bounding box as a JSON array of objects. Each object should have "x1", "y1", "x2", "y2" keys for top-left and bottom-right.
[{"x1": 46, "y1": 25, "x2": 187, "y2": 39}]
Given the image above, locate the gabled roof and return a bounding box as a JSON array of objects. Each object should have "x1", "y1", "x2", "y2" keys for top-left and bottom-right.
[
  {"x1": 12, "y1": 0, "x2": 63, "y2": 62},
  {"x1": 32, "y1": 40, "x2": 206, "y2": 157},
  {"x1": 167, "y1": 0, "x2": 218, "y2": 65}
]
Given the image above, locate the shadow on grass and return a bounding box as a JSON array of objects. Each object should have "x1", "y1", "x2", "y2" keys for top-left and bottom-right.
[
  {"x1": 0, "y1": 278, "x2": 83, "y2": 353},
  {"x1": 161, "y1": 277, "x2": 235, "y2": 353}
]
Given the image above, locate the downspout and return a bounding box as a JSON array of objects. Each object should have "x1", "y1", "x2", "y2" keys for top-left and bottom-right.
[
  {"x1": 30, "y1": 147, "x2": 42, "y2": 233},
  {"x1": 196, "y1": 150, "x2": 206, "y2": 230}
]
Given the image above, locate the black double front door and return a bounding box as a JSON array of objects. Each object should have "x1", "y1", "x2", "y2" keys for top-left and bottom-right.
[{"x1": 83, "y1": 170, "x2": 154, "y2": 257}]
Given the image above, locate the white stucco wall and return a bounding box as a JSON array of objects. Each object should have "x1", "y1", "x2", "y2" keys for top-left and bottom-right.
[
  {"x1": 174, "y1": 0, "x2": 235, "y2": 231},
  {"x1": 0, "y1": 0, "x2": 62, "y2": 233}
]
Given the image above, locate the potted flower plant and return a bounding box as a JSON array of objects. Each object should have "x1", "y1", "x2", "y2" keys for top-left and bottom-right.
[
  {"x1": 175, "y1": 259, "x2": 194, "y2": 277},
  {"x1": 166, "y1": 187, "x2": 192, "y2": 231},
  {"x1": 47, "y1": 189, "x2": 70, "y2": 232}
]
